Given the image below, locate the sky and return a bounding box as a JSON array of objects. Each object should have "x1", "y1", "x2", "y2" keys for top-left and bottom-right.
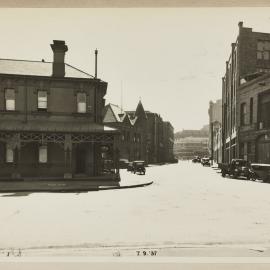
[{"x1": 1, "y1": 8, "x2": 270, "y2": 132}]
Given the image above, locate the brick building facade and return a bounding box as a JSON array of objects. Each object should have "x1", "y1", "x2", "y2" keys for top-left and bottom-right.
[
  {"x1": 103, "y1": 102, "x2": 147, "y2": 162},
  {"x1": 0, "y1": 40, "x2": 119, "y2": 180},
  {"x1": 103, "y1": 101, "x2": 175, "y2": 164},
  {"x1": 222, "y1": 22, "x2": 270, "y2": 163},
  {"x1": 208, "y1": 99, "x2": 222, "y2": 164},
  {"x1": 162, "y1": 121, "x2": 175, "y2": 162},
  {"x1": 238, "y1": 73, "x2": 270, "y2": 163}
]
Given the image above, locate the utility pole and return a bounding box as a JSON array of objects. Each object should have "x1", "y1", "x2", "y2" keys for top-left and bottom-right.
[{"x1": 211, "y1": 122, "x2": 214, "y2": 166}]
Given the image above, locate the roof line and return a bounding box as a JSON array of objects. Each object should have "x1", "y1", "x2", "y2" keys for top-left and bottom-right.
[
  {"x1": 108, "y1": 103, "x2": 121, "y2": 123},
  {"x1": 0, "y1": 58, "x2": 104, "y2": 81},
  {"x1": 65, "y1": 63, "x2": 94, "y2": 78},
  {"x1": 0, "y1": 58, "x2": 49, "y2": 63}
]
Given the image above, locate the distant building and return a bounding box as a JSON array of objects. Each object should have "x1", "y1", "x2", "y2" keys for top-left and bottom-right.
[
  {"x1": 208, "y1": 99, "x2": 222, "y2": 164},
  {"x1": 222, "y1": 22, "x2": 270, "y2": 163},
  {"x1": 103, "y1": 102, "x2": 147, "y2": 162},
  {"x1": 103, "y1": 101, "x2": 175, "y2": 164},
  {"x1": 174, "y1": 128, "x2": 209, "y2": 160}
]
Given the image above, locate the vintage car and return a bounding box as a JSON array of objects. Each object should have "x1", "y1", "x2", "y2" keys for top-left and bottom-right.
[
  {"x1": 201, "y1": 157, "x2": 210, "y2": 166},
  {"x1": 250, "y1": 163, "x2": 270, "y2": 182},
  {"x1": 119, "y1": 158, "x2": 129, "y2": 169},
  {"x1": 221, "y1": 159, "x2": 253, "y2": 180},
  {"x1": 192, "y1": 156, "x2": 201, "y2": 163},
  {"x1": 127, "y1": 162, "x2": 133, "y2": 172},
  {"x1": 102, "y1": 159, "x2": 115, "y2": 174},
  {"x1": 131, "y1": 161, "x2": 146, "y2": 175}
]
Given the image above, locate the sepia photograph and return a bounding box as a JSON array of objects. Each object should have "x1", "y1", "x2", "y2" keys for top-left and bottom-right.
[{"x1": 2, "y1": 1, "x2": 270, "y2": 269}]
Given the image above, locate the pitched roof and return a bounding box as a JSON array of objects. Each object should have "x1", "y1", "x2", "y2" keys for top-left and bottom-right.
[
  {"x1": 135, "y1": 100, "x2": 147, "y2": 119},
  {"x1": 103, "y1": 103, "x2": 132, "y2": 124},
  {"x1": 0, "y1": 58, "x2": 95, "y2": 79},
  {"x1": 110, "y1": 104, "x2": 125, "y2": 122}
]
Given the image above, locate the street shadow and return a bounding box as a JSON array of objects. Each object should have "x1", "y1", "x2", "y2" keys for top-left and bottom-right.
[{"x1": 0, "y1": 192, "x2": 32, "y2": 197}]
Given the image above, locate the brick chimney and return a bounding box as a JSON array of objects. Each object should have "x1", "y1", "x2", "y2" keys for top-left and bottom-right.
[{"x1": 50, "y1": 40, "x2": 68, "y2": 77}]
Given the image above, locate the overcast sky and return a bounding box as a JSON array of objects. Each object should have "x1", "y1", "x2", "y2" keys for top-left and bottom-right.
[{"x1": 1, "y1": 8, "x2": 270, "y2": 131}]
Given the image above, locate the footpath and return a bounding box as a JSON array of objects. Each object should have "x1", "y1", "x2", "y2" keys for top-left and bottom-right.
[{"x1": 0, "y1": 169, "x2": 153, "y2": 193}]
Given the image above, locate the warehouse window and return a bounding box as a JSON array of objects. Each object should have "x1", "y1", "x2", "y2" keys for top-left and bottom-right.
[
  {"x1": 5, "y1": 89, "x2": 15, "y2": 111},
  {"x1": 38, "y1": 90, "x2": 47, "y2": 111},
  {"x1": 39, "y1": 145, "x2": 47, "y2": 163},
  {"x1": 6, "y1": 145, "x2": 14, "y2": 163},
  {"x1": 257, "y1": 40, "x2": 270, "y2": 60},
  {"x1": 250, "y1": 97, "x2": 253, "y2": 124},
  {"x1": 77, "y1": 92, "x2": 86, "y2": 113},
  {"x1": 240, "y1": 103, "x2": 247, "y2": 126}
]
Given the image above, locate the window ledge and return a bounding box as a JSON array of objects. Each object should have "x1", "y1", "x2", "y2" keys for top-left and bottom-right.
[
  {"x1": 31, "y1": 111, "x2": 51, "y2": 116},
  {"x1": 0, "y1": 110, "x2": 19, "y2": 114},
  {"x1": 72, "y1": 112, "x2": 93, "y2": 117}
]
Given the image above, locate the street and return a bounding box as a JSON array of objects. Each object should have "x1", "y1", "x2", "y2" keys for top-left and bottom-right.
[{"x1": 1, "y1": 161, "x2": 270, "y2": 256}]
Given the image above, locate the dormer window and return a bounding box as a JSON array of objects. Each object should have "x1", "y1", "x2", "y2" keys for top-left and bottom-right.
[
  {"x1": 5, "y1": 89, "x2": 15, "y2": 111},
  {"x1": 38, "y1": 90, "x2": 48, "y2": 111},
  {"x1": 77, "y1": 92, "x2": 86, "y2": 113}
]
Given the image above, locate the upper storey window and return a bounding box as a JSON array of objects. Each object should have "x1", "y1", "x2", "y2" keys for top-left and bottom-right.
[
  {"x1": 38, "y1": 90, "x2": 48, "y2": 111},
  {"x1": 257, "y1": 40, "x2": 270, "y2": 60},
  {"x1": 240, "y1": 102, "x2": 247, "y2": 126},
  {"x1": 5, "y1": 89, "x2": 15, "y2": 111},
  {"x1": 77, "y1": 92, "x2": 86, "y2": 113}
]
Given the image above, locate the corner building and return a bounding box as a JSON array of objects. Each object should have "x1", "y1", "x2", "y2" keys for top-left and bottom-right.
[{"x1": 0, "y1": 40, "x2": 118, "y2": 180}]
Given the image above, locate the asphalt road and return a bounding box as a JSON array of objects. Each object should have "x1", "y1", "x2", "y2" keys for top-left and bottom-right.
[{"x1": 1, "y1": 161, "x2": 270, "y2": 256}]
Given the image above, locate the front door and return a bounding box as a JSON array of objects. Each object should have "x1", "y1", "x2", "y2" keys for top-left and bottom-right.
[{"x1": 76, "y1": 144, "x2": 86, "y2": 174}]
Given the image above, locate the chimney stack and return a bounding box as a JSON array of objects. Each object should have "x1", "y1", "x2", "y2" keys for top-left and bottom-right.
[{"x1": 50, "y1": 40, "x2": 68, "y2": 77}]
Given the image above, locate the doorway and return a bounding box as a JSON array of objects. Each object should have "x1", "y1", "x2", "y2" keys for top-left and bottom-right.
[{"x1": 76, "y1": 144, "x2": 86, "y2": 174}]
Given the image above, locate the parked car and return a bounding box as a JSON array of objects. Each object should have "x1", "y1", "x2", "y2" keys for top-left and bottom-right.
[
  {"x1": 127, "y1": 162, "x2": 133, "y2": 172},
  {"x1": 131, "y1": 160, "x2": 146, "y2": 175},
  {"x1": 103, "y1": 159, "x2": 115, "y2": 174},
  {"x1": 192, "y1": 156, "x2": 201, "y2": 163},
  {"x1": 250, "y1": 163, "x2": 270, "y2": 182},
  {"x1": 221, "y1": 159, "x2": 253, "y2": 180},
  {"x1": 119, "y1": 158, "x2": 129, "y2": 169},
  {"x1": 201, "y1": 157, "x2": 210, "y2": 166}
]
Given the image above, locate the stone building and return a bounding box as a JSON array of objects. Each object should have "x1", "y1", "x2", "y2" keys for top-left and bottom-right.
[
  {"x1": 237, "y1": 73, "x2": 270, "y2": 163},
  {"x1": 208, "y1": 99, "x2": 222, "y2": 164},
  {"x1": 0, "y1": 40, "x2": 119, "y2": 181},
  {"x1": 222, "y1": 22, "x2": 270, "y2": 163}
]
